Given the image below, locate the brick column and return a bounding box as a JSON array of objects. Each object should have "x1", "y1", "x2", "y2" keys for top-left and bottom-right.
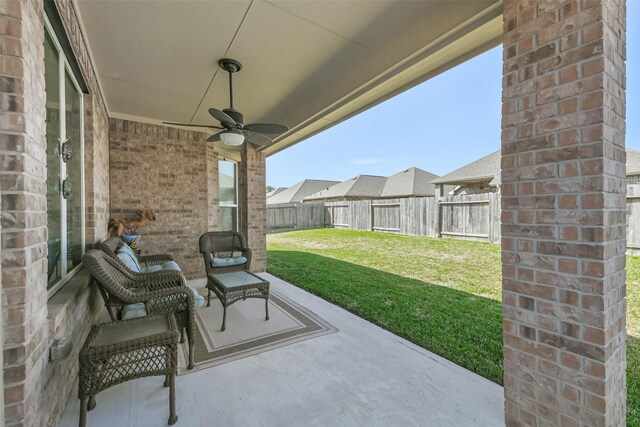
[
  {"x1": 238, "y1": 144, "x2": 267, "y2": 272},
  {"x1": 0, "y1": 0, "x2": 49, "y2": 424},
  {"x1": 501, "y1": 1, "x2": 627, "y2": 425}
]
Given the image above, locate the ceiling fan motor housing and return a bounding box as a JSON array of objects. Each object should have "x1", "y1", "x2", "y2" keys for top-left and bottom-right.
[{"x1": 223, "y1": 108, "x2": 244, "y2": 126}]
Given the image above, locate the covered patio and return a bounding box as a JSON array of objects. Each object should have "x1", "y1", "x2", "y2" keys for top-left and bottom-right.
[
  {"x1": 0, "y1": 0, "x2": 629, "y2": 426},
  {"x1": 58, "y1": 273, "x2": 503, "y2": 427}
]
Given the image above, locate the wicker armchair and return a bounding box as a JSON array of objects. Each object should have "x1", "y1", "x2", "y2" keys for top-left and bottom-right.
[
  {"x1": 101, "y1": 236, "x2": 174, "y2": 270},
  {"x1": 199, "y1": 231, "x2": 252, "y2": 276},
  {"x1": 82, "y1": 249, "x2": 196, "y2": 369}
]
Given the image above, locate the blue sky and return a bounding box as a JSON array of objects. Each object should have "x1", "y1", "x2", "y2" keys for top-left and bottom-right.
[{"x1": 266, "y1": 4, "x2": 639, "y2": 188}]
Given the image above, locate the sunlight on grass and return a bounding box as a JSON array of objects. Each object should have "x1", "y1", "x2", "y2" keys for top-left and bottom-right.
[{"x1": 268, "y1": 229, "x2": 640, "y2": 425}]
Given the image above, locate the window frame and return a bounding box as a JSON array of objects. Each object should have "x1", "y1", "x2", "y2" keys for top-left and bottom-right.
[
  {"x1": 218, "y1": 159, "x2": 239, "y2": 232},
  {"x1": 45, "y1": 16, "x2": 86, "y2": 298}
]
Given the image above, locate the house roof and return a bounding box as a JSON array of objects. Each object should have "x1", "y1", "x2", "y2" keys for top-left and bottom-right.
[
  {"x1": 431, "y1": 150, "x2": 500, "y2": 186},
  {"x1": 266, "y1": 187, "x2": 288, "y2": 199},
  {"x1": 304, "y1": 175, "x2": 387, "y2": 201},
  {"x1": 267, "y1": 179, "x2": 340, "y2": 204},
  {"x1": 381, "y1": 167, "x2": 439, "y2": 197},
  {"x1": 432, "y1": 148, "x2": 640, "y2": 187}
]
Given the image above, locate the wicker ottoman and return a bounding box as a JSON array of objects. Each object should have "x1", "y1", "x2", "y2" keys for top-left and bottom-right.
[
  {"x1": 78, "y1": 314, "x2": 179, "y2": 426},
  {"x1": 206, "y1": 270, "x2": 270, "y2": 331}
]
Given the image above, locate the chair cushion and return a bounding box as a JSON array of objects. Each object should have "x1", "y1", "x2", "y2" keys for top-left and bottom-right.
[
  {"x1": 190, "y1": 287, "x2": 206, "y2": 308},
  {"x1": 211, "y1": 256, "x2": 247, "y2": 268},
  {"x1": 116, "y1": 245, "x2": 141, "y2": 273},
  {"x1": 121, "y1": 303, "x2": 147, "y2": 320},
  {"x1": 118, "y1": 242, "x2": 136, "y2": 256},
  {"x1": 142, "y1": 261, "x2": 181, "y2": 273},
  {"x1": 122, "y1": 287, "x2": 205, "y2": 320},
  {"x1": 147, "y1": 286, "x2": 206, "y2": 313}
]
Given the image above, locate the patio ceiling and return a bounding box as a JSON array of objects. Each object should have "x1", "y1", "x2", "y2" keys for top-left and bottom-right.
[{"x1": 75, "y1": 0, "x2": 503, "y2": 159}]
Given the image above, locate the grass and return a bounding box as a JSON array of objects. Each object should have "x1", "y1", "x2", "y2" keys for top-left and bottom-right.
[{"x1": 267, "y1": 228, "x2": 640, "y2": 425}]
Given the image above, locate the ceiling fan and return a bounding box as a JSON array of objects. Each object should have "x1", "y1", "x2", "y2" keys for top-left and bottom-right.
[{"x1": 164, "y1": 58, "x2": 289, "y2": 148}]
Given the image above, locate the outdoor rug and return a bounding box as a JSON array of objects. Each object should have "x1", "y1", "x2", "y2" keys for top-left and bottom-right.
[{"x1": 178, "y1": 290, "x2": 337, "y2": 374}]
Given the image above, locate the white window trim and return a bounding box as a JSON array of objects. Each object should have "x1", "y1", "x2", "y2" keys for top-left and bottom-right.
[
  {"x1": 219, "y1": 159, "x2": 239, "y2": 232},
  {"x1": 45, "y1": 16, "x2": 86, "y2": 298}
]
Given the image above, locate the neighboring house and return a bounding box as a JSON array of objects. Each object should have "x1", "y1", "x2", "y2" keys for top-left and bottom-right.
[
  {"x1": 267, "y1": 179, "x2": 340, "y2": 204},
  {"x1": 303, "y1": 168, "x2": 441, "y2": 202},
  {"x1": 266, "y1": 187, "x2": 288, "y2": 199},
  {"x1": 380, "y1": 167, "x2": 439, "y2": 198},
  {"x1": 433, "y1": 148, "x2": 640, "y2": 196},
  {"x1": 304, "y1": 175, "x2": 387, "y2": 202},
  {"x1": 431, "y1": 150, "x2": 500, "y2": 196}
]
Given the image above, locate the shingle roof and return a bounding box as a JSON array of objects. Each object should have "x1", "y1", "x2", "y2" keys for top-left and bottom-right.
[
  {"x1": 431, "y1": 150, "x2": 500, "y2": 186},
  {"x1": 432, "y1": 148, "x2": 640, "y2": 187},
  {"x1": 381, "y1": 167, "x2": 439, "y2": 197},
  {"x1": 266, "y1": 187, "x2": 288, "y2": 199},
  {"x1": 304, "y1": 175, "x2": 387, "y2": 201},
  {"x1": 267, "y1": 179, "x2": 340, "y2": 204}
]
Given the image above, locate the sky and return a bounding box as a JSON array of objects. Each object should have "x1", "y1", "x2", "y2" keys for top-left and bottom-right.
[{"x1": 266, "y1": 3, "x2": 640, "y2": 189}]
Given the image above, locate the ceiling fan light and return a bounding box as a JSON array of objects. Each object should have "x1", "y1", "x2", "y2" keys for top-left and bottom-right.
[{"x1": 220, "y1": 131, "x2": 244, "y2": 146}]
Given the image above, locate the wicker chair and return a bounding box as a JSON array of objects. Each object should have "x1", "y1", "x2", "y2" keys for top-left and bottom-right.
[
  {"x1": 82, "y1": 249, "x2": 196, "y2": 369},
  {"x1": 199, "y1": 231, "x2": 252, "y2": 276},
  {"x1": 101, "y1": 236, "x2": 175, "y2": 270}
]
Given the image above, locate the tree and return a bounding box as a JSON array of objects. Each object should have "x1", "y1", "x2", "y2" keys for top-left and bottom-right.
[{"x1": 266, "y1": 185, "x2": 275, "y2": 193}]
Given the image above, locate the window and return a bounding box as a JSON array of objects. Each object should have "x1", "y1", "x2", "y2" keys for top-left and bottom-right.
[
  {"x1": 44, "y1": 21, "x2": 85, "y2": 294},
  {"x1": 219, "y1": 160, "x2": 237, "y2": 231}
]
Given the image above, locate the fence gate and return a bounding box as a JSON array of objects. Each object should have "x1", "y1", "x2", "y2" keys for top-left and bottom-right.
[{"x1": 438, "y1": 193, "x2": 492, "y2": 241}]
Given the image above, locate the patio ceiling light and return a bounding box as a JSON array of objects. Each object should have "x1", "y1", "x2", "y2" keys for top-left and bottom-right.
[{"x1": 220, "y1": 130, "x2": 245, "y2": 146}]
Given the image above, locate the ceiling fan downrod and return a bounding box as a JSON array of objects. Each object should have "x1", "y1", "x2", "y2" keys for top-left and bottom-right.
[{"x1": 218, "y1": 58, "x2": 242, "y2": 110}]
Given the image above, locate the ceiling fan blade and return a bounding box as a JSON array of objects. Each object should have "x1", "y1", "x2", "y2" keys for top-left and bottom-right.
[
  {"x1": 207, "y1": 132, "x2": 223, "y2": 142},
  {"x1": 243, "y1": 123, "x2": 289, "y2": 135},
  {"x1": 163, "y1": 121, "x2": 224, "y2": 129},
  {"x1": 208, "y1": 108, "x2": 236, "y2": 127},
  {"x1": 243, "y1": 130, "x2": 274, "y2": 146}
]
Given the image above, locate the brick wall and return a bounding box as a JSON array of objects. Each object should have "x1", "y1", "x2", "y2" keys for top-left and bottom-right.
[
  {"x1": 0, "y1": 0, "x2": 49, "y2": 424},
  {"x1": 109, "y1": 119, "x2": 218, "y2": 279},
  {"x1": 501, "y1": 0, "x2": 627, "y2": 425},
  {"x1": 0, "y1": 0, "x2": 109, "y2": 424},
  {"x1": 239, "y1": 143, "x2": 267, "y2": 272}
]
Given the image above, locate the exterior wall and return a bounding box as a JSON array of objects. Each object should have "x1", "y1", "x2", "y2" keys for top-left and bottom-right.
[
  {"x1": 109, "y1": 119, "x2": 217, "y2": 279},
  {"x1": 0, "y1": 1, "x2": 49, "y2": 424},
  {"x1": 501, "y1": 0, "x2": 627, "y2": 425},
  {"x1": 239, "y1": 144, "x2": 267, "y2": 272},
  {"x1": 451, "y1": 182, "x2": 495, "y2": 195},
  {"x1": 0, "y1": 0, "x2": 109, "y2": 425}
]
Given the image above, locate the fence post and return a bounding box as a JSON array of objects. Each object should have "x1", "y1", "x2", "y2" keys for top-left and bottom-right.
[
  {"x1": 435, "y1": 185, "x2": 444, "y2": 238},
  {"x1": 370, "y1": 201, "x2": 374, "y2": 231}
]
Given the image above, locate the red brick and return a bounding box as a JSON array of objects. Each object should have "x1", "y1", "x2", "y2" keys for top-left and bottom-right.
[{"x1": 502, "y1": 0, "x2": 626, "y2": 424}]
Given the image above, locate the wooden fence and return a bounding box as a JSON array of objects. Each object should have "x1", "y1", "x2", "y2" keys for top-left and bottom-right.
[
  {"x1": 269, "y1": 187, "x2": 640, "y2": 250},
  {"x1": 267, "y1": 202, "x2": 330, "y2": 232},
  {"x1": 627, "y1": 179, "x2": 640, "y2": 253},
  {"x1": 325, "y1": 194, "x2": 499, "y2": 242},
  {"x1": 439, "y1": 193, "x2": 501, "y2": 242}
]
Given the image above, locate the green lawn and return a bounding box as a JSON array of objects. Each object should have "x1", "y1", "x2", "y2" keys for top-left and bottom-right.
[{"x1": 267, "y1": 228, "x2": 640, "y2": 425}]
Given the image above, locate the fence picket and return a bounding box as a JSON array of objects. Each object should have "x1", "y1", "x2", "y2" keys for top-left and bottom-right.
[{"x1": 267, "y1": 194, "x2": 640, "y2": 250}]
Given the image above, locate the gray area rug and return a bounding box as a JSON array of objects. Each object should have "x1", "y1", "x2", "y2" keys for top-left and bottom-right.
[{"x1": 179, "y1": 291, "x2": 337, "y2": 374}]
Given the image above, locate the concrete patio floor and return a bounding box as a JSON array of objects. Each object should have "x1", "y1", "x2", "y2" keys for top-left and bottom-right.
[{"x1": 58, "y1": 273, "x2": 503, "y2": 427}]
